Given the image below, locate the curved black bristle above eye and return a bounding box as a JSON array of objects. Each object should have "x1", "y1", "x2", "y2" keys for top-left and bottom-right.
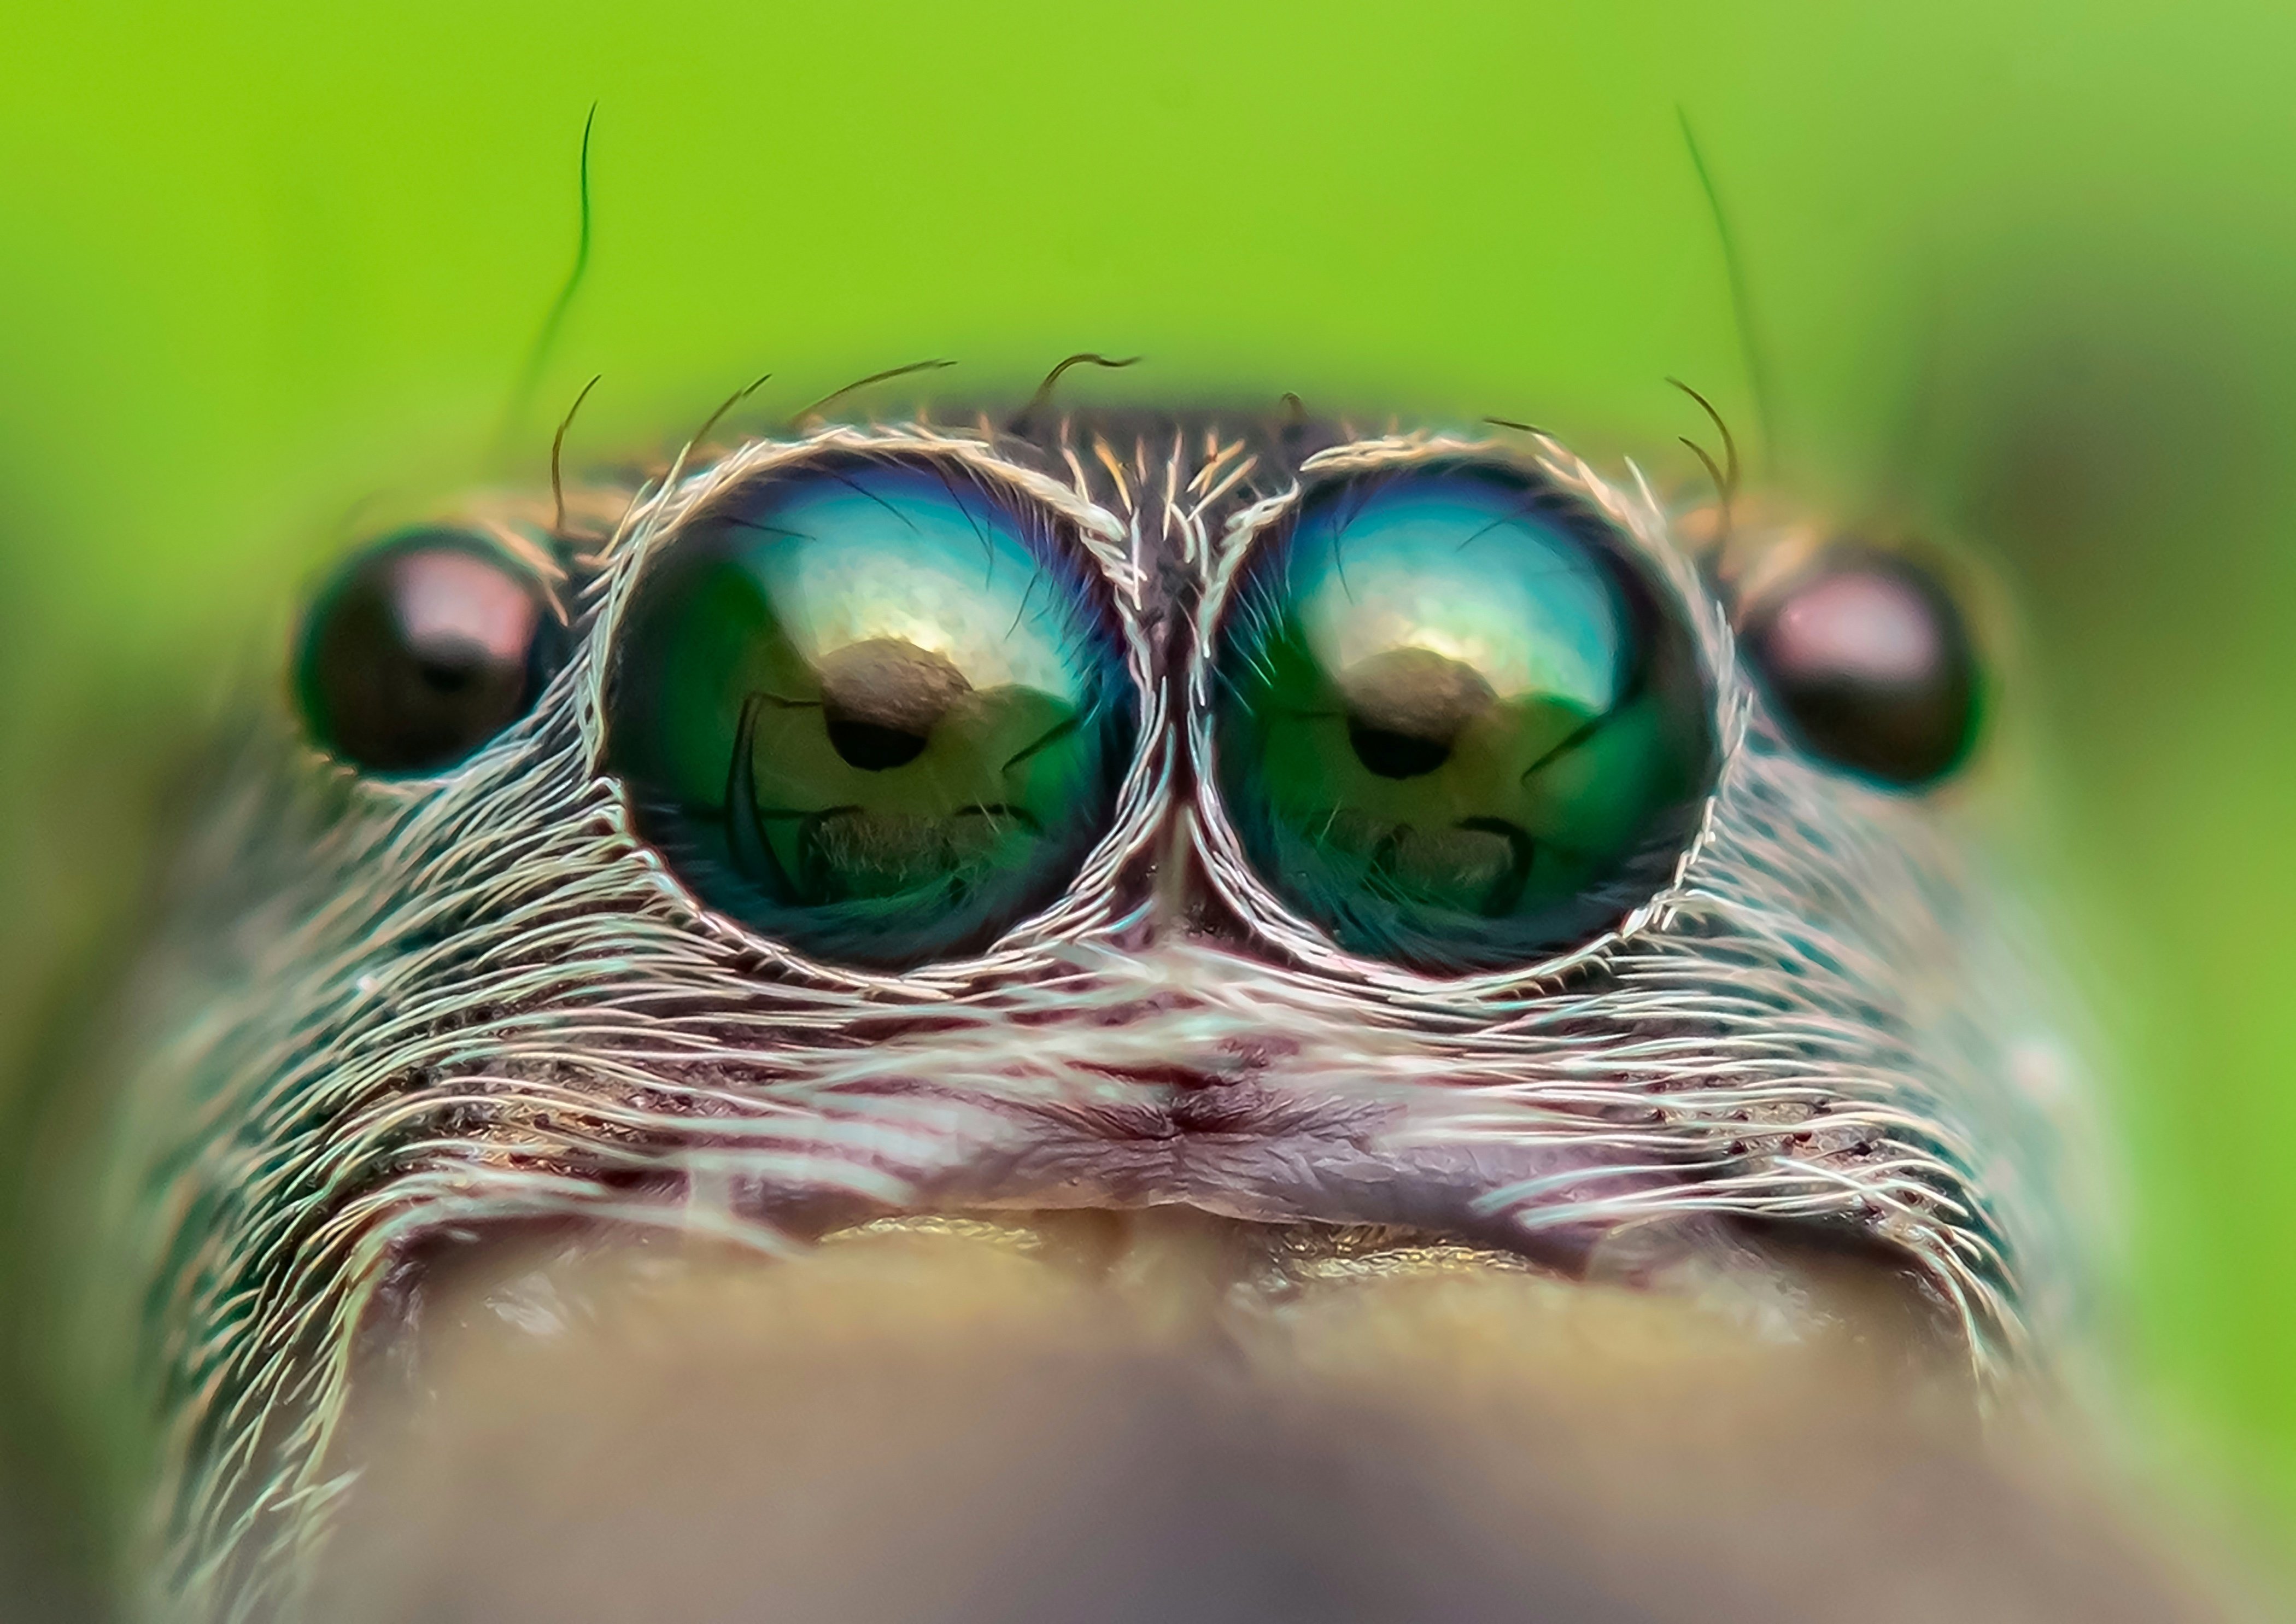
[{"x1": 1008, "y1": 353, "x2": 1143, "y2": 437}]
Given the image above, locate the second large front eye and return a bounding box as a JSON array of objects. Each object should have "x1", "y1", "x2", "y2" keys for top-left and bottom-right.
[
  {"x1": 605, "y1": 455, "x2": 1136, "y2": 968},
  {"x1": 1211, "y1": 465, "x2": 1712, "y2": 974}
]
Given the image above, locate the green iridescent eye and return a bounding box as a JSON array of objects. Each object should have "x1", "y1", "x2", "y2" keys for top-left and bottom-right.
[
  {"x1": 1210, "y1": 463, "x2": 1712, "y2": 973},
  {"x1": 605, "y1": 454, "x2": 1136, "y2": 968}
]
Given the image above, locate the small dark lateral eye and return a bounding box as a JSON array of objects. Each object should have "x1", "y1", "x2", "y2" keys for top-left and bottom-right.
[
  {"x1": 1741, "y1": 553, "x2": 1979, "y2": 788},
  {"x1": 295, "y1": 530, "x2": 562, "y2": 775}
]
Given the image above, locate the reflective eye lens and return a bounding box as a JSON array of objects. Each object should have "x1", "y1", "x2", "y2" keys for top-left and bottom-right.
[
  {"x1": 1211, "y1": 465, "x2": 1711, "y2": 972},
  {"x1": 605, "y1": 455, "x2": 1135, "y2": 968},
  {"x1": 296, "y1": 530, "x2": 561, "y2": 775},
  {"x1": 1741, "y1": 552, "x2": 1979, "y2": 788}
]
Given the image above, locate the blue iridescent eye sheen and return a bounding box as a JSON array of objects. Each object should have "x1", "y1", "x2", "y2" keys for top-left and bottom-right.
[
  {"x1": 1211, "y1": 463, "x2": 1712, "y2": 973},
  {"x1": 605, "y1": 454, "x2": 1135, "y2": 968}
]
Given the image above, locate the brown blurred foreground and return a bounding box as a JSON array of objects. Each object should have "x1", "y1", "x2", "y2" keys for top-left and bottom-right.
[{"x1": 313, "y1": 1217, "x2": 2247, "y2": 1624}]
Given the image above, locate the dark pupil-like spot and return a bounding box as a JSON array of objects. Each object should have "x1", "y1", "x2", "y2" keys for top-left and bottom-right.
[
  {"x1": 1343, "y1": 646, "x2": 1494, "y2": 780},
  {"x1": 1742, "y1": 555, "x2": 1979, "y2": 788},
  {"x1": 296, "y1": 533, "x2": 554, "y2": 775},
  {"x1": 1349, "y1": 724, "x2": 1449, "y2": 779},
  {"x1": 819, "y1": 637, "x2": 965, "y2": 770},
  {"x1": 827, "y1": 720, "x2": 929, "y2": 770},
  {"x1": 1211, "y1": 463, "x2": 1713, "y2": 974},
  {"x1": 419, "y1": 658, "x2": 481, "y2": 694},
  {"x1": 604, "y1": 455, "x2": 1133, "y2": 970}
]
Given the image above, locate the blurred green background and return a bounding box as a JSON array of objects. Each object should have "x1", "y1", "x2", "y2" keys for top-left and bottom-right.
[{"x1": 2, "y1": 0, "x2": 2293, "y2": 1604}]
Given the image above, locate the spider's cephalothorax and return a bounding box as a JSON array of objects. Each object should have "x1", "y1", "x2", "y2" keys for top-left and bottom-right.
[{"x1": 79, "y1": 405, "x2": 2098, "y2": 1620}]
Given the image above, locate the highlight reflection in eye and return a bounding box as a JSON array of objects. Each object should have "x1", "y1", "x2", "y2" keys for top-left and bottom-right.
[
  {"x1": 1213, "y1": 464, "x2": 1712, "y2": 973},
  {"x1": 605, "y1": 455, "x2": 1135, "y2": 968}
]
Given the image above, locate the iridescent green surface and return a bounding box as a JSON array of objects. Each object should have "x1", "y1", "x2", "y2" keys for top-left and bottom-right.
[
  {"x1": 606, "y1": 458, "x2": 1131, "y2": 966},
  {"x1": 1215, "y1": 468, "x2": 1708, "y2": 971}
]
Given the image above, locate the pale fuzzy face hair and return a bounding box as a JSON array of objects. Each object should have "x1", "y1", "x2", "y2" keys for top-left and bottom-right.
[{"x1": 79, "y1": 408, "x2": 2100, "y2": 1620}]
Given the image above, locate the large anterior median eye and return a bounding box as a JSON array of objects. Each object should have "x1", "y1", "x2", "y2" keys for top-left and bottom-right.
[
  {"x1": 1211, "y1": 464, "x2": 1712, "y2": 973},
  {"x1": 605, "y1": 454, "x2": 1135, "y2": 968}
]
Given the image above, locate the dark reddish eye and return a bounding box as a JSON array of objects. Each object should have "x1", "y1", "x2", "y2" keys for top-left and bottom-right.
[
  {"x1": 1739, "y1": 553, "x2": 1980, "y2": 788},
  {"x1": 295, "y1": 529, "x2": 564, "y2": 775}
]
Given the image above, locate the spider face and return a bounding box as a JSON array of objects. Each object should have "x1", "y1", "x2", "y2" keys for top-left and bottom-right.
[{"x1": 89, "y1": 403, "x2": 2090, "y2": 1619}]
